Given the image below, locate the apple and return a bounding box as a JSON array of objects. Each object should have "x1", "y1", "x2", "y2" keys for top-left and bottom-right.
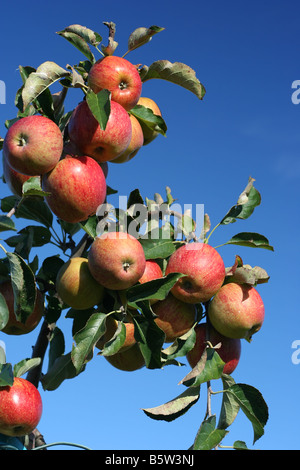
[
  {"x1": 111, "y1": 114, "x2": 144, "y2": 164},
  {"x1": 152, "y1": 293, "x2": 196, "y2": 343},
  {"x1": 0, "y1": 377, "x2": 43, "y2": 437},
  {"x1": 3, "y1": 115, "x2": 63, "y2": 176},
  {"x1": 62, "y1": 141, "x2": 109, "y2": 178},
  {"x1": 186, "y1": 322, "x2": 241, "y2": 375},
  {"x1": 104, "y1": 343, "x2": 145, "y2": 372},
  {"x1": 68, "y1": 100, "x2": 132, "y2": 163},
  {"x1": 0, "y1": 280, "x2": 44, "y2": 336},
  {"x1": 42, "y1": 154, "x2": 107, "y2": 224},
  {"x1": 208, "y1": 282, "x2": 265, "y2": 341},
  {"x1": 165, "y1": 242, "x2": 226, "y2": 304},
  {"x1": 137, "y1": 96, "x2": 162, "y2": 145},
  {"x1": 138, "y1": 259, "x2": 163, "y2": 304},
  {"x1": 96, "y1": 315, "x2": 136, "y2": 353},
  {"x1": 88, "y1": 56, "x2": 142, "y2": 111},
  {"x1": 2, "y1": 155, "x2": 40, "y2": 197},
  {"x1": 88, "y1": 231, "x2": 146, "y2": 290},
  {"x1": 56, "y1": 257, "x2": 105, "y2": 310}
]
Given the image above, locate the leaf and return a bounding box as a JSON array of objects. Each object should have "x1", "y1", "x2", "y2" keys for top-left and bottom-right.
[
  {"x1": 225, "y1": 262, "x2": 270, "y2": 286},
  {"x1": 218, "y1": 374, "x2": 240, "y2": 429},
  {"x1": 0, "y1": 215, "x2": 16, "y2": 233},
  {"x1": 22, "y1": 177, "x2": 49, "y2": 197},
  {"x1": 143, "y1": 385, "x2": 200, "y2": 422},
  {"x1": 71, "y1": 312, "x2": 108, "y2": 373},
  {"x1": 139, "y1": 237, "x2": 176, "y2": 259},
  {"x1": 0, "y1": 363, "x2": 14, "y2": 387},
  {"x1": 41, "y1": 352, "x2": 81, "y2": 391},
  {"x1": 130, "y1": 104, "x2": 167, "y2": 136},
  {"x1": 1, "y1": 195, "x2": 53, "y2": 229},
  {"x1": 48, "y1": 326, "x2": 65, "y2": 370},
  {"x1": 126, "y1": 273, "x2": 184, "y2": 308},
  {"x1": 13, "y1": 358, "x2": 41, "y2": 378},
  {"x1": 225, "y1": 383, "x2": 269, "y2": 444},
  {"x1": 57, "y1": 30, "x2": 95, "y2": 63},
  {"x1": 86, "y1": 89, "x2": 111, "y2": 130},
  {"x1": 127, "y1": 26, "x2": 165, "y2": 54},
  {"x1": 162, "y1": 326, "x2": 197, "y2": 362},
  {"x1": 22, "y1": 61, "x2": 70, "y2": 111},
  {"x1": 179, "y1": 347, "x2": 225, "y2": 387},
  {"x1": 0, "y1": 341, "x2": 6, "y2": 364},
  {"x1": 0, "y1": 293, "x2": 9, "y2": 331},
  {"x1": 99, "y1": 321, "x2": 127, "y2": 357},
  {"x1": 59, "y1": 24, "x2": 102, "y2": 47},
  {"x1": 192, "y1": 415, "x2": 228, "y2": 450},
  {"x1": 142, "y1": 60, "x2": 206, "y2": 100},
  {"x1": 5, "y1": 226, "x2": 51, "y2": 260},
  {"x1": 220, "y1": 179, "x2": 261, "y2": 225},
  {"x1": 233, "y1": 440, "x2": 249, "y2": 450},
  {"x1": 224, "y1": 232, "x2": 274, "y2": 251}
]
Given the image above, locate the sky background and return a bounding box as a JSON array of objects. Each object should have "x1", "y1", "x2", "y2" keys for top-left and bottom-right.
[{"x1": 0, "y1": 0, "x2": 299, "y2": 451}]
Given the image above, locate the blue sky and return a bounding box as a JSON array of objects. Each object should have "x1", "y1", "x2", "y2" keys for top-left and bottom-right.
[{"x1": 0, "y1": 0, "x2": 299, "y2": 450}]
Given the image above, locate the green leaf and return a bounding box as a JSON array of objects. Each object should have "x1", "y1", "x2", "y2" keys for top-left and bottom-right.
[
  {"x1": 225, "y1": 383, "x2": 269, "y2": 444},
  {"x1": 218, "y1": 374, "x2": 240, "y2": 429},
  {"x1": 126, "y1": 273, "x2": 184, "y2": 308},
  {"x1": 224, "y1": 232, "x2": 274, "y2": 251},
  {"x1": 22, "y1": 177, "x2": 49, "y2": 198},
  {"x1": 5, "y1": 226, "x2": 51, "y2": 260},
  {"x1": 48, "y1": 326, "x2": 65, "y2": 370},
  {"x1": 162, "y1": 326, "x2": 197, "y2": 362},
  {"x1": 0, "y1": 293, "x2": 9, "y2": 331},
  {"x1": 71, "y1": 312, "x2": 108, "y2": 373},
  {"x1": 142, "y1": 60, "x2": 206, "y2": 100},
  {"x1": 57, "y1": 24, "x2": 102, "y2": 62},
  {"x1": 143, "y1": 385, "x2": 200, "y2": 422},
  {"x1": 86, "y1": 89, "x2": 111, "y2": 130},
  {"x1": 192, "y1": 415, "x2": 228, "y2": 450},
  {"x1": 225, "y1": 263, "x2": 270, "y2": 286},
  {"x1": 0, "y1": 341, "x2": 6, "y2": 364},
  {"x1": 13, "y1": 358, "x2": 41, "y2": 378},
  {"x1": 220, "y1": 180, "x2": 261, "y2": 225},
  {"x1": 100, "y1": 321, "x2": 127, "y2": 357},
  {"x1": 232, "y1": 440, "x2": 249, "y2": 450},
  {"x1": 139, "y1": 237, "x2": 176, "y2": 259},
  {"x1": 0, "y1": 363, "x2": 14, "y2": 387},
  {"x1": 41, "y1": 352, "x2": 81, "y2": 391},
  {"x1": 130, "y1": 104, "x2": 167, "y2": 136},
  {"x1": 22, "y1": 61, "x2": 70, "y2": 111},
  {"x1": 127, "y1": 26, "x2": 165, "y2": 54},
  {"x1": 179, "y1": 347, "x2": 225, "y2": 387},
  {"x1": 0, "y1": 216, "x2": 16, "y2": 233},
  {"x1": 1, "y1": 195, "x2": 54, "y2": 228}
]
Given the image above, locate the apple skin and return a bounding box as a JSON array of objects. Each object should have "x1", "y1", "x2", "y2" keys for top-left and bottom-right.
[
  {"x1": 56, "y1": 257, "x2": 105, "y2": 310},
  {"x1": 208, "y1": 282, "x2": 265, "y2": 341},
  {"x1": 165, "y1": 243, "x2": 226, "y2": 304},
  {"x1": 0, "y1": 377, "x2": 43, "y2": 437},
  {"x1": 68, "y1": 100, "x2": 132, "y2": 163},
  {"x1": 0, "y1": 281, "x2": 44, "y2": 336},
  {"x1": 96, "y1": 316, "x2": 136, "y2": 353},
  {"x1": 137, "y1": 97, "x2": 162, "y2": 145},
  {"x1": 138, "y1": 260, "x2": 163, "y2": 304},
  {"x1": 2, "y1": 155, "x2": 40, "y2": 197},
  {"x1": 42, "y1": 155, "x2": 107, "y2": 224},
  {"x1": 62, "y1": 140, "x2": 109, "y2": 178},
  {"x1": 111, "y1": 114, "x2": 144, "y2": 164},
  {"x1": 152, "y1": 293, "x2": 196, "y2": 343},
  {"x1": 104, "y1": 343, "x2": 145, "y2": 372},
  {"x1": 88, "y1": 232, "x2": 146, "y2": 290},
  {"x1": 88, "y1": 56, "x2": 142, "y2": 111},
  {"x1": 3, "y1": 115, "x2": 63, "y2": 176},
  {"x1": 186, "y1": 322, "x2": 241, "y2": 375}
]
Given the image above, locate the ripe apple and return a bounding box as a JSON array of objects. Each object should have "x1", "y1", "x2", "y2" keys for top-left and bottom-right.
[
  {"x1": 3, "y1": 115, "x2": 63, "y2": 176},
  {"x1": 88, "y1": 231, "x2": 146, "y2": 290},
  {"x1": 111, "y1": 114, "x2": 144, "y2": 164},
  {"x1": 88, "y1": 56, "x2": 142, "y2": 111},
  {"x1": 104, "y1": 343, "x2": 145, "y2": 372},
  {"x1": 0, "y1": 280, "x2": 44, "y2": 336},
  {"x1": 42, "y1": 154, "x2": 107, "y2": 224},
  {"x1": 0, "y1": 377, "x2": 43, "y2": 437},
  {"x1": 56, "y1": 257, "x2": 105, "y2": 310},
  {"x1": 208, "y1": 282, "x2": 265, "y2": 341},
  {"x1": 68, "y1": 100, "x2": 132, "y2": 163},
  {"x1": 2, "y1": 155, "x2": 40, "y2": 197},
  {"x1": 138, "y1": 260, "x2": 163, "y2": 304},
  {"x1": 152, "y1": 293, "x2": 196, "y2": 343},
  {"x1": 96, "y1": 315, "x2": 136, "y2": 353},
  {"x1": 137, "y1": 96, "x2": 162, "y2": 145},
  {"x1": 186, "y1": 322, "x2": 241, "y2": 375},
  {"x1": 165, "y1": 242, "x2": 226, "y2": 304},
  {"x1": 62, "y1": 140, "x2": 109, "y2": 178}
]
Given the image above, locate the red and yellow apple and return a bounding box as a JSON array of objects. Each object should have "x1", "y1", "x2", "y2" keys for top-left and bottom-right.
[
  {"x1": 104, "y1": 343, "x2": 145, "y2": 372},
  {"x1": 56, "y1": 257, "x2": 105, "y2": 310},
  {"x1": 68, "y1": 100, "x2": 132, "y2": 163},
  {"x1": 3, "y1": 115, "x2": 63, "y2": 176},
  {"x1": 165, "y1": 242, "x2": 225, "y2": 304},
  {"x1": 0, "y1": 377, "x2": 43, "y2": 437},
  {"x1": 2, "y1": 155, "x2": 40, "y2": 197},
  {"x1": 42, "y1": 154, "x2": 107, "y2": 224},
  {"x1": 88, "y1": 231, "x2": 146, "y2": 290},
  {"x1": 111, "y1": 114, "x2": 144, "y2": 164},
  {"x1": 208, "y1": 282, "x2": 265, "y2": 341},
  {"x1": 186, "y1": 322, "x2": 241, "y2": 375},
  {"x1": 88, "y1": 56, "x2": 142, "y2": 111},
  {"x1": 137, "y1": 96, "x2": 162, "y2": 145}
]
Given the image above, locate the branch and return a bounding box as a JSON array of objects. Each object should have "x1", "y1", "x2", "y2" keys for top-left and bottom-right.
[{"x1": 26, "y1": 320, "x2": 55, "y2": 387}]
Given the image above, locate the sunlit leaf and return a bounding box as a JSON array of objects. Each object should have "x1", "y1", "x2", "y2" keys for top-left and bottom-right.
[
  {"x1": 86, "y1": 89, "x2": 111, "y2": 130},
  {"x1": 192, "y1": 415, "x2": 228, "y2": 450},
  {"x1": 127, "y1": 26, "x2": 165, "y2": 54}
]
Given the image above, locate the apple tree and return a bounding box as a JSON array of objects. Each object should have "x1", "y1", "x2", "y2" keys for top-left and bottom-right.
[{"x1": 0, "y1": 21, "x2": 273, "y2": 450}]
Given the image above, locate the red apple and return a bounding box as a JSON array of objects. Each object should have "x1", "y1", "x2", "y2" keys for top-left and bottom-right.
[
  {"x1": 165, "y1": 242, "x2": 226, "y2": 304},
  {"x1": 0, "y1": 377, "x2": 43, "y2": 437},
  {"x1": 0, "y1": 280, "x2": 44, "y2": 336},
  {"x1": 62, "y1": 141, "x2": 109, "y2": 178},
  {"x1": 152, "y1": 293, "x2": 196, "y2": 343},
  {"x1": 137, "y1": 96, "x2": 162, "y2": 145},
  {"x1": 138, "y1": 260, "x2": 163, "y2": 305},
  {"x1": 68, "y1": 100, "x2": 132, "y2": 163},
  {"x1": 3, "y1": 115, "x2": 63, "y2": 176},
  {"x1": 208, "y1": 282, "x2": 265, "y2": 341},
  {"x1": 111, "y1": 114, "x2": 144, "y2": 164},
  {"x1": 88, "y1": 56, "x2": 142, "y2": 111},
  {"x1": 96, "y1": 316, "x2": 136, "y2": 353},
  {"x1": 42, "y1": 155, "x2": 107, "y2": 224},
  {"x1": 2, "y1": 155, "x2": 40, "y2": 197},
  {"x1": 56, "y1": 257, "x2": 105, "y2": 310},
  {"x1": 186, "y1": 322, "x2": 241, "y2": 375},
  {"x1": 88, "y1": 231, "x2": 146, "y2": 290},
  {"x1": 104, "y1": 343, "x2": 145, "y2": 372}
]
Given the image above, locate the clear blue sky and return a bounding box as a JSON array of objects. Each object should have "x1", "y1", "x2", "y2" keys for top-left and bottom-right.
[{"x1": 0, "y1": 0, "x2": 299, "y2": 451}]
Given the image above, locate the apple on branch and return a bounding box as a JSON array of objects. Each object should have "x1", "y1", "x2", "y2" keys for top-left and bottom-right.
[{"x1": 111, "y1": 114, "x2": 144, "y2": 164}]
